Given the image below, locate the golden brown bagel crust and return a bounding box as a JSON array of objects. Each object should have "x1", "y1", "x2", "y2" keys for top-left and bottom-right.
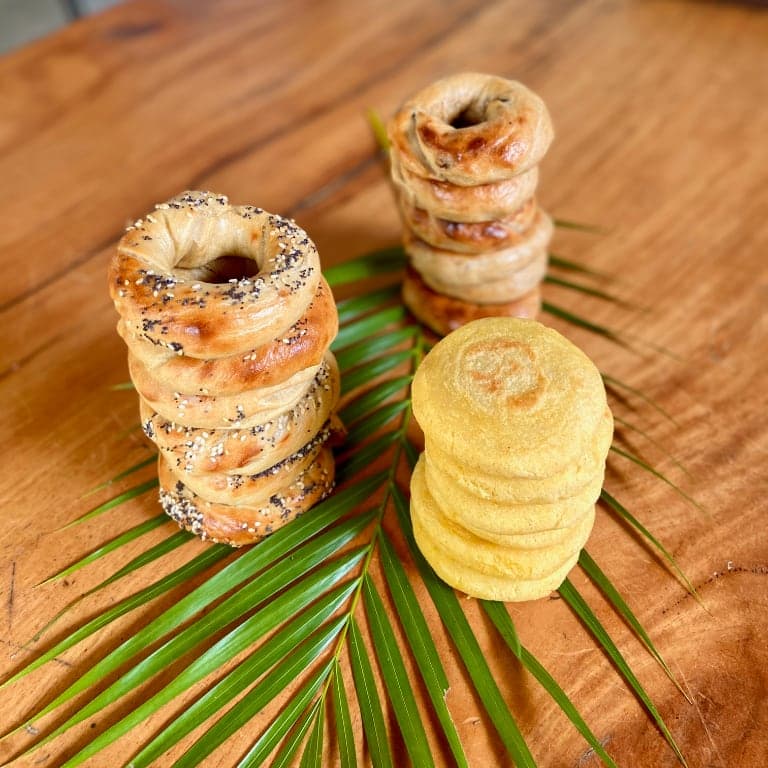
[
  {"x1": 402, "y1": 266, "x2": 541, "y2": 337},
  {"x1": 140, "y1": 356, "x2": 341, "y2": 476},
  {"x1": 128, "y1": 350, "x2": 321, "y2": 429},
  {"x1": 158, "y1": 445, "x2": 335, "y2": 547},
  {"x1": 398, "y1": 196, "x2": 538, "y2": 254},
  {"x1": 119, "y1": 277, "x2": 337, "y2": 396},
  {"x1": 109, "y1": 191, "x2": 321, "y2": 358},
  {"x1": 165, "y1": 427, "x2": 329, "y2": 505},
  {"x1": 388, "y1": 73, "x2": 553, "y2": 185},
  {"x1": 404, "y1": 211, "x2": 552, "y2": 303},
  {"x1": 390, "y1": 151, "x2": 539, "y2": 222}
]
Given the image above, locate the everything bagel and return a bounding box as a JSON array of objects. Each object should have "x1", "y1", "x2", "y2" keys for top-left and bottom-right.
[
  {"x1": 140, "y1": 355, "x2": 341, "y2": 476},
  {"x1": 158, "y1": 444, "x2": 336, "y2": 547},
  {"x1": 110, "y1": 191, "x2": 321, "y2": 358},
  {"x1": 118, "y1": 277, "x2": 337, "y2": 396}
]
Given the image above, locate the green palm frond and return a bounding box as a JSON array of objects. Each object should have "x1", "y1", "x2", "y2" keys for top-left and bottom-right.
[
  {"x1": 600, "y1": 490, "x2": 698, "y2": 598},
  {"x1": 558, "y1": 579, "x2": 688, "y2": 767},
  {"x1": 81, "y1": 453, "x2": 156, "y2": 497},
  {"x1": 1, "y1": 239, "x2": 696, "y2": 768},
  {"x1": 548, "y1": 251, "x2": 611, "y2": 278},
  {"x1": 609, "y1": 444, "x2": 705, "y2": 513},
  {"x1": 482, "y1": 601, "x2": 618, "y2": 768}
]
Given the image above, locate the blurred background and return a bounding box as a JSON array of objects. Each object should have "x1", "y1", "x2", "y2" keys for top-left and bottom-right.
[{"x1": 0, "y1": 0, "x2": 122, "y2": 53}]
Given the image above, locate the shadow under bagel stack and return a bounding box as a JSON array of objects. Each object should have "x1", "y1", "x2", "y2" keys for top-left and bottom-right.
[
  {"x1": 387, "y1": 72, "x2": 555, "y2": 336},
  {"x1": 410, "y1": 317, "x2": 613, "y2": 602},
  {"x1": 109, "y1": 191, "x2": 341, "y2": 547}
]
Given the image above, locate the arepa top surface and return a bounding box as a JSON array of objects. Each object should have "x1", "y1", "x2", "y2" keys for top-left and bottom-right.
[{"x1": 411, "y1": 317, "x2": 608, "y2": 478}]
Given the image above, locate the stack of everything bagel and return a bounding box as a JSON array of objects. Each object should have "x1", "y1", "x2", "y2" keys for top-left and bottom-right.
[
  {"x1": 387, "y1": 72, "x2": 555, "y2": 336},
  {"x1": 410, "y1": 318, "x2": 613, "y2": 601},
  {"x1": 109, "y1": 191, "x2": 340, "y2": 546}
]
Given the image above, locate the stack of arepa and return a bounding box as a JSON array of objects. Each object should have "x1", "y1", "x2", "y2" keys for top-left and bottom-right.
[{"x1": 410, "y1": 317, "x2": 613, "y2": 601}]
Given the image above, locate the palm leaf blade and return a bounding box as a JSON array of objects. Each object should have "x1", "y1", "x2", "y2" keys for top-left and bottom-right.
[
  {"x1": 578, "y1": 549, "x2": 690, "y2": 701},
  {"x1": 333, "y1": 306, "x2": 407, "y2": 351},
  {"x1": 602, "y1": 373, "x2": 678, "y2": 426},
  {"x1": 170, "y1": 621, "x2": 344, "y2": 768},
  {"x1": 391, "y1": 485, "x2": 537, "y2": 768},
  {"x1": 548, "y1": 252, "x2": 610, "y2": 277},
  {"x1": 82, "y1": 454, "x2": 156, "y2": 497},
  {"x1": 267, "y1": 700, "x2": 322, "y2": 768},
  {"x1": 324, "y1": 248, "x2": 405, "y2": 287},
  {"x1": 340, "y1": 349, "x2": 413, "y2": 396},
  {"x1": 84, "y1": 530, "x2": 194, "y2": 597},
  {"x1": 39, "y1": 515, "x2": 168, "y2": 585},
  {"x1": 542, "y1": 301, "x2": 623, "y2": 345},
  {"x1": 62, "y1": 477, "x2": 158, "y2": 528},
  {"x1": 348, "y1": 616, "x2": 395, "y2": 768},
  {"x1": 337, "y1": 430, "x2": 400, "y2": 481},
  {"x1": 331, "y1": 661, "x2": 356, "y2": 768},
  {"x1": 482, "y1": 600, "x2": 618, "y2": 768},
  {"x1": 337, "y1": 284, "x2": 401, "y2": 324},
  {"x1": 609, "y1": 445, "x2": 704, "y2": 512},
  {"x1": 335, "y1": 327, "x2": 417, "y2": 372},
  {"x1": 558, "y1": 579, "x2": 687, "y2": 766},
  {"x1": 1, "y1": 544, "x2": 230, "y2": 693},
  {"x1": 600, "y1": 490, "x2": 697, "y2": 596},
  {"x1": 379, "y1": 528, "x2": 468, "y2": 768},
  {"x1": 362, "y1": 574, "x2": 435, "y2": 768},
  {"x1": 16, "y1": 488, "x2": 380, "y2": 733},
  {"x1": 339, "y1": 376, "x2": 412, "y2": 425},
  {"x1": 58, "y1": 553, "x2": 364, "y2": 766},
  {"x1": 299, "y1": 706, "x2": 324, "y2": 768},
  {"x1": 128, "y1": 591, "x2": 351, "y2": 768},
  {"x1": 345, "y1": 401, "x2": 411, "y2": 446}
]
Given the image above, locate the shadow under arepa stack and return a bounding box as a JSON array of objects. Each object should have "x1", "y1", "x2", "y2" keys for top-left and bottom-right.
[
  {"x1": 109, "y1": 191, "x2": 341, "y2": 546},
  {"x1": 410, "y1": 317, "x2": 613, "y2": 601},
  {"x1": 387, "y1": 72, "x2": 554, "y2": 335}
]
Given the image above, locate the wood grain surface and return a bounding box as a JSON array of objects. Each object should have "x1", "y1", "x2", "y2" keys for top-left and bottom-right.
[{"x1": 1, "y1": 0, "x2": 766, "y2": 766}]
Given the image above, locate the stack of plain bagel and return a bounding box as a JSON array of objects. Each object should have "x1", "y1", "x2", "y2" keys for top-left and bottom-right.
[
  {"x1": 387, "y1": 72, "x2": 555, "y2": 335},
  {"x1": 109, "y1": 191, "x2": 340, "y2": 546}
]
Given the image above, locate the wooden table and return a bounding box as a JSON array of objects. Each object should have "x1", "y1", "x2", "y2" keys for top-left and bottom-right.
[{"x1": 1, "y1": 1, "x2": 766, "y2": 766}]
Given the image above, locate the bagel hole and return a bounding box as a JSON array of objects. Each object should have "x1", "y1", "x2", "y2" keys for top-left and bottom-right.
[
  {"x1": 195, "y1": 255, "x2": 261, "y2": 283},
  {"x1": 449, "y1": 105, "x2": 486, "y2": 129}
]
